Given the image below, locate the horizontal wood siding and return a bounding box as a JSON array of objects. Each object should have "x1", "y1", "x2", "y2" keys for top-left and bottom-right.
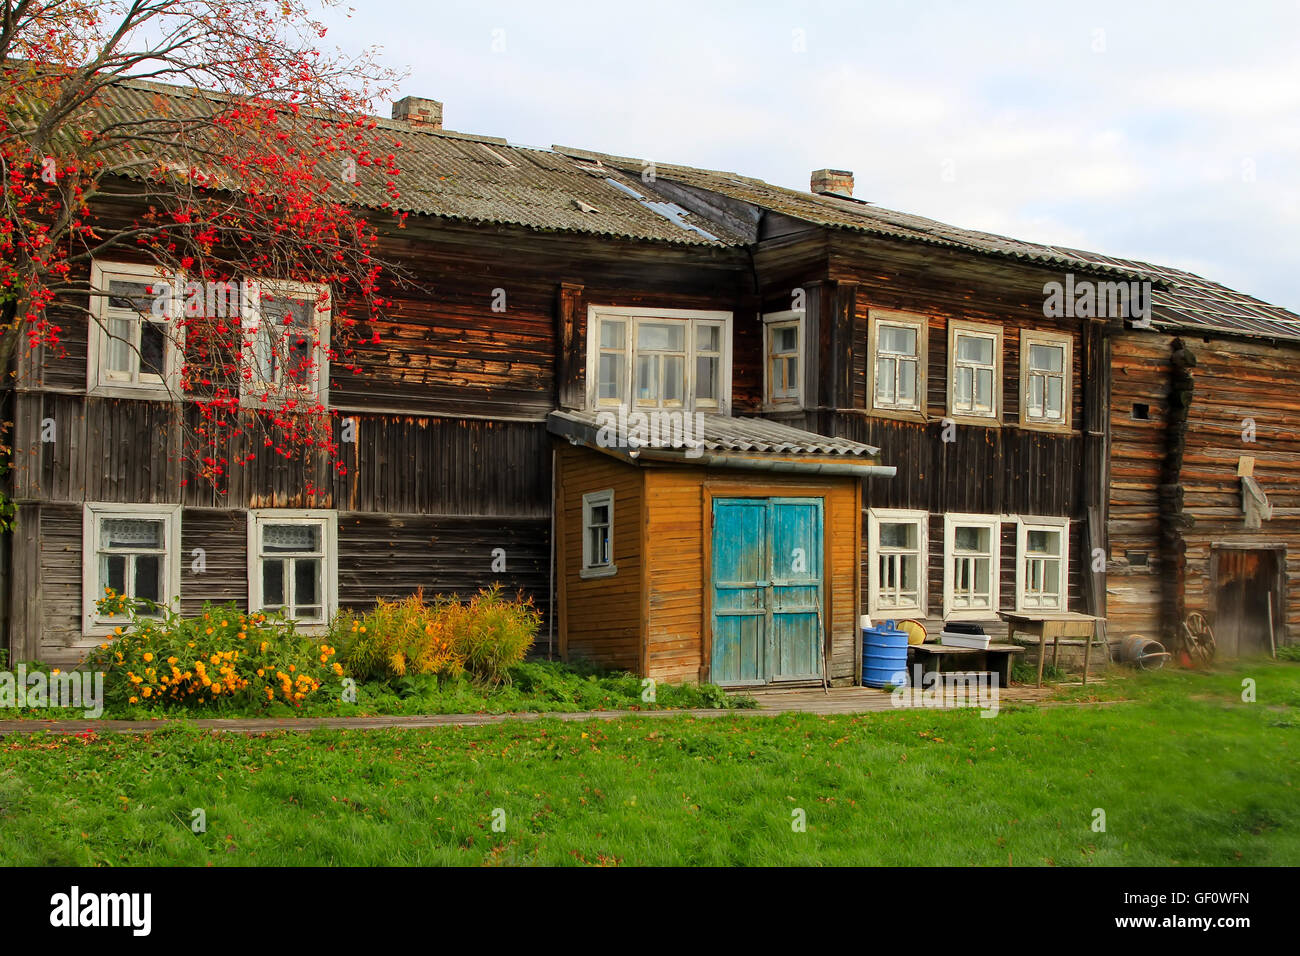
[
  {"x1": 1177, "y1": 335, "x2": 1300, "y2": 645},
  {"x1": 1107, "y1": 331, "x2": 1171, "y2": 637},
  {"x1": 556, "y1": 445, "x2": 644, "y2": 672}
]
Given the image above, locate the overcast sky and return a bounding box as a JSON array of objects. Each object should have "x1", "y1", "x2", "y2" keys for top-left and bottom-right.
[{"x1": 321, "y1": 0, "x2": 1299, "y2": 311}]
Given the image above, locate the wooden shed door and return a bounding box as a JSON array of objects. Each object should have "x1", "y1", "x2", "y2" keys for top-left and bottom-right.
[
  {"x1": 711, "y1": 497, "x2": 824, "y2": 685},
  {"x1": 1212, "y1": 548, "x2": 1283, "y2": 657}
]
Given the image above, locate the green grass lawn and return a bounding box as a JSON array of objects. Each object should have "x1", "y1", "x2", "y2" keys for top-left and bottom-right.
[{"x1": 1, "y1": 661, "x2": 1296, "y2": 866}]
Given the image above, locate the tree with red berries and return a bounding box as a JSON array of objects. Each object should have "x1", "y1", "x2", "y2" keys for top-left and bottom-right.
[{"x1": 0, "y1": 0, "x2": 408, "y2": 512}]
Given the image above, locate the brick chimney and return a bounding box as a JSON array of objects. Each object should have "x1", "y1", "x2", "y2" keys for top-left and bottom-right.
[
  {"x1": 392, "y1": 96, "x2": 443, "y2": 129},
  {"x1": 811, "y1": 168, "x2": 853, "y2": 197}
]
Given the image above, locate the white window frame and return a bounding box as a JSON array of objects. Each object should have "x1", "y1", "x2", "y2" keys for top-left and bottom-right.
[
  {"x1": 867, "y1": 310, "x2": 927, "y2": 418},
  {"x1": 585, "y1": 306, "x2": 732, "y2": 414},
  {"x1": 1020, "y1": 329, "x2": 1073, "y2": 430},
  {"x1": 247, "y1": 509, "x2": 338, "y2": 629},
  {"x1": 581, "y1": 489, "x2": 617, "y2": 579},
  {"x1": 87, "y1": 260, "x2": 183, "y2": 398},
  {"x1": 947, "y1": 320, "x2": 1003, "y2": 423},
  {"x1": 240, "y1": 280, "x2": 331, "y2": 408},
  {"x1": 1015, "y1": 516, "x2": 1070, "y2": 612},
  {"x1": 867, "y1": 508, "x2": 928, "y2": 617},
  {"x1": 762, "y1": 310, "x2": 806, "y2": 410},
  {"x1": 942, "y1": 513, "x2": 1003, "y2": 620},
  {"x1": 82, "y1": 502, "x2": 182, "y2": 634}
]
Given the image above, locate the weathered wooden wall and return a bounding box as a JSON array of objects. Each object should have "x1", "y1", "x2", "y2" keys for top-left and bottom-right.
[
  {"x1": 6, "y1": 216, "x2": 749, "y2": 664},
  {"x1": 1107, "y1": 329, "x2": 1299, "y2": 649}
]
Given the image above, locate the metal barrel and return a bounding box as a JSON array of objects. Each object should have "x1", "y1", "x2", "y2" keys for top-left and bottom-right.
[
  {"x1": 1120, "y1": 634, "x2": 1169, "y2": 670},
  {"x1": 862, "y1": 621, "x2": 910, "y2": 687}
]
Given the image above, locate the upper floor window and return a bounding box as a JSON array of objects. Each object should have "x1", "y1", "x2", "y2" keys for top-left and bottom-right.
[
  {"x1": 248, "y1": 510, "x2": 337, "y2": 627},
  {"x1": 1021, "y1": 329, "x2": 1072, "y2": 428},
  {"x1": 241, "y1": 281, "x2": 331, "y2": 406},
  {"x1": 867, "y1": 509, "x2": 927, "y2": 616},
  {"x1": 587, "y1": 306, "x2": 731, "y2": 413},
  {"x1": 868, "y1": 311, "x2": 926, "y2": 416},
  {"x1": 943, "y1": 513, "x2": 1002, "y2": 619},
  {"x1": 1016, "y1": 517, "x2": 1069, "y2": 611},
  {"x1": 87, "y1": 260, "x2": 181, "y2": 397},
  {"x1": 82, "y1": 503, "x2": 181, "y2": 633},
  {"x1": 763, "y1": 310, "x2": 804, "y2": 409},
  {"x1": 948, "y1": 320, "x2": 1002, "y2": 421}
]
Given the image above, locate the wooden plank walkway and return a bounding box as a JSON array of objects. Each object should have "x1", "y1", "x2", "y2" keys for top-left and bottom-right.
[{"x1": 0, "y1": 684, "x2": 1067, "y2": 736}]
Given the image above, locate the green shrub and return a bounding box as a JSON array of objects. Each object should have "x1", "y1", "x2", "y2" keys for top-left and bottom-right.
[
  {"x1": 85, "y1": 592, "x2": 341, "y2": 711},
  {"x1": 333, "y1": 586, "x2": 539, "y2": 687},
  {"x1": 1277, "y1": 645, "x2": 1300, "y2": 662}
]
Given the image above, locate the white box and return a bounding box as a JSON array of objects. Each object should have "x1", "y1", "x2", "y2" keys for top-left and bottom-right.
[{"x1": 940, "y1": 630, "x2": 991, "y2": 650}]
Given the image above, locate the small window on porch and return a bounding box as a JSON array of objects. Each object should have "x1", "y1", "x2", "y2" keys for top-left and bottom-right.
[{"x1": 581, "y1": 489, "x2": 616, "y2": 578}]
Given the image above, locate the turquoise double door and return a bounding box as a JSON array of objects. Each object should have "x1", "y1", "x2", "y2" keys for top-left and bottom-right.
[{"x1": 710, "y1": 497, "x2": 824, "y2": 686}]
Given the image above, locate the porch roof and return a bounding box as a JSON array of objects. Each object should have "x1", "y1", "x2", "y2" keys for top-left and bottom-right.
[{"x1": 547, "y1": 409, "x2": 895, "y2": 479}]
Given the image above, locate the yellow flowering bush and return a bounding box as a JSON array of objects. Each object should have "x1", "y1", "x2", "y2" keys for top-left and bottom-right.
[
  {"x1": 86, "y1": 592, "x2": 341, "y2": 711},
  {"x1": 332, "y1": 586, "x2": 538, "y2": 686}
]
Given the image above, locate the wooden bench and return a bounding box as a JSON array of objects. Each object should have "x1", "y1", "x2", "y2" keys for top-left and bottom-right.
[{"x1": 906, "y1": 643, "x2": 1024, "y2": 688}]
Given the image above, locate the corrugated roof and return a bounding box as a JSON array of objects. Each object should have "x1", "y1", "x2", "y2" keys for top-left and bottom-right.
[
  {"x1": 87, "y1": 79, "x2": 745, "y2": 247},
  {"x1": 554, "y1": 146, "x2": 1152, "y2": 280},
  {"x1": 548, "y1": 409, "x2": 881, "y2": 459},
  {"x1": 555, "y1": 146, "x2": 1300, "y2": 343}
]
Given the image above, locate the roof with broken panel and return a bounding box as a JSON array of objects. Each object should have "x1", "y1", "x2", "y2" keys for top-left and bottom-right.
[
  {"x1": 552, "y1": 146, "x2": 1300, "y2": 343},
  {"x1": 86, "y1": 79, "x2": 745, "y2": 247}
]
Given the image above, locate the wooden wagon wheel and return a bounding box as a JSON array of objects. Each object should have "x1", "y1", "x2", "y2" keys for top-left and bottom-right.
[{"x1": 1183, "y1": 611, "x2": 1217, "y2": 665}]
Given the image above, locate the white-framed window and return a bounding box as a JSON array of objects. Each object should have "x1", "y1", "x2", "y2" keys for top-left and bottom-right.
[
  {"x1": 240, "y1": 280, "x2": 331, "y2": 406},
  {"x1": 948, "y1": 320, "x2": 1002, "y2": 421},
  {"x1": 868, "y1": 310, "x2": 926, "y2": 415},
  {"x1": 581, "y1": 489, "x2": 616, "y2": 578},
  {"x1": 1021, "y1": 329, "x2": 1072, "y2": 428},
  {"x1": 762, "y1": 310, "x2": 805, "y2": 409},
  {"x1": 87, "y1": 260, "x2": 182, "y2": 397},
  {"x1": 867, "y1": 509, "x2": 928, "y2": 616},
  {"x1": 247, "y1": 510, "x2": 338, "y2": 626},
  {"x1": 1016, "y1": 517, "x2": 1069, "y2": 612},
  {"x1": 586, "y1": 306, "x2": 731, "y2": 413},
  {"x1": 943, "y1": 513, "x2": 1002, "y2": 619},
  {"x1": 82, "y1": 503, "x2": 182, "y2": 633}
]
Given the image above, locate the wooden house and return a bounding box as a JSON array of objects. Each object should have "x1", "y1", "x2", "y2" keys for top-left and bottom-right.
[{"x1": 4, "y1": 79, "x2": 1295, "y2": 680}]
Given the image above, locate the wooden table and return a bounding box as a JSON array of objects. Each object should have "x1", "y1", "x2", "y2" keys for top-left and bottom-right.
[
  {"x1": 998, "y1": 612, "x2": 1105, "y2": 687},
  {"x1": 907, "y1": 642, "x2": 1024, "y2": 688}
]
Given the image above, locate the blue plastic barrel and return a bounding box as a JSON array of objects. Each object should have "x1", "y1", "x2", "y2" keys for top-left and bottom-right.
[{"x1": 862, "y1": 620, "x2": 909, "y2": 688}]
